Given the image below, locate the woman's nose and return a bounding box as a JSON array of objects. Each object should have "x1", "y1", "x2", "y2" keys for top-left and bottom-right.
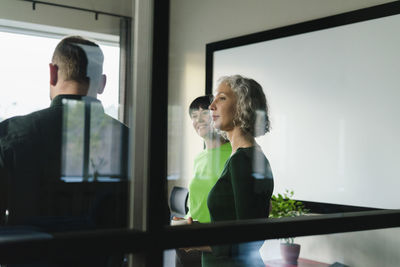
[{"x1": 209, "y1": 102, "x2": 215, "y2": 110}]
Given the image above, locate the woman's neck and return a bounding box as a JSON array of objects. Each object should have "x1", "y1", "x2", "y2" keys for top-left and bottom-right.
[
  {"x1": 226, "y1": 127, "x2": 255, "y2": 154},
  {"x1": 204, "y1": 135, "x2": 227, "y2": 150}
]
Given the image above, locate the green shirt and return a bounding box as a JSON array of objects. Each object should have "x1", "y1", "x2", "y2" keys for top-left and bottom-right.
[{"x1": 186, "y1": 142, "x2": 231, "y2": 223}]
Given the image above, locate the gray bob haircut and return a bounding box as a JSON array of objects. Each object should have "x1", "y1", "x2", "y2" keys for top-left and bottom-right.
[{"x1": 218, "y1": 75, "x2": 270, "y2": 137}]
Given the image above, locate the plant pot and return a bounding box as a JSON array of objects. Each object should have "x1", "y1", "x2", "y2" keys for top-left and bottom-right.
[{"x1": 280, "y1": 243, "x2": 300, "y2": 265}]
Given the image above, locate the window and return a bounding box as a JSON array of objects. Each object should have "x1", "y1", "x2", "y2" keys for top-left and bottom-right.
[
  {"x1": 0, "y1": 27, "x2": 120, "y2": 122},
  {"x1": 2, "y1": 1, "x2": 400, "y2": 267}
]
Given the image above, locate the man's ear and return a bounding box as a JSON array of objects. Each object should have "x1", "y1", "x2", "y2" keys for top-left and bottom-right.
[
  {"x1": 97, "y1": 74, "x2": 106, "y2": 95},
  {"x1": 49, "y1": 63, "x2": 58, "y2": 86}
]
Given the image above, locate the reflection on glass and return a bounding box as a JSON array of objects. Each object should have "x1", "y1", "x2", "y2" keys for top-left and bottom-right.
[
  {"x1": 62, "y1": 99, "x2": 85, "y2": 178},
  {"x1": 205, "y1": 241, "x2": 266, "y2": 267},
  {"x1": 166, "y1": 227, "x2": 400, "y2": 267},
  {"x1": 164, "y1": 241, "x2": 269, "y2": 267},
  {"x1": 59, "y1": 98, "x2": 129, "y2": 230},
  {"x1": 62, "y1": 99, "x2": 128, "y2": 182},
  {"x1": 0, "y1": 36, "x2": 129, "y2": 234}
]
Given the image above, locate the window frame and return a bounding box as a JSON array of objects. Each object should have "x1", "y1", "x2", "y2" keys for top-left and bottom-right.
[
  {"x1": 2, "y1": 1, "x2": 400, "y2": 266},
  {"x1": 0, "y1": 18, "x2": 124, "y2": 120},
  {"x1": 1, "y1": 209, "x2": 400, "y2": 263}
]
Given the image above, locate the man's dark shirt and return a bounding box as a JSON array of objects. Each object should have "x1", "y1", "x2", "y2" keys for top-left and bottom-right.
[{"x1": 0, "y1": 95, "x2": 129, "y2": 229}]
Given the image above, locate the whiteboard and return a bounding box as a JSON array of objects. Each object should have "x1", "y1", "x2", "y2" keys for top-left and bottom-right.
[{"x1": 212, "y1": 13, "x2": 400, "y2": 209}]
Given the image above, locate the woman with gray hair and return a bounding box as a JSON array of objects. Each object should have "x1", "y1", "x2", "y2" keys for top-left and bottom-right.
[{"x1": 202, "y1": 75, "x2": 274, "y2": 266}]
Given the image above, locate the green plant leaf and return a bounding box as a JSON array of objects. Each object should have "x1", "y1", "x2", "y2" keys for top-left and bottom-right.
[{"x1": 270, "y1": 189, "x2": 310, "y2": 243}]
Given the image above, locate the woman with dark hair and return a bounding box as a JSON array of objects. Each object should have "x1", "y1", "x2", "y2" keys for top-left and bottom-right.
[
  {"x1": 174, "y1": 95, "x2": 231, "y2": 267},
  {"x1": 202, "y1": 75, "x2": 274, "y2": 266},
  {"x1": 186, "y1": 95, "x2": 232, "y2": 223}
]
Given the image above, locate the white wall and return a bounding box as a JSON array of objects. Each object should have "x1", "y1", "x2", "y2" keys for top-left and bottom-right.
[
  {"x1": 0, "y1": 0, "x2": 132, "y2": 36},
  {"x1": 168, "y1": 0, "x2": 398, "y2": 266},
  {"x1": 168, "y1": 0, "x2": 395, "y2": 188},
  {"x1": 260, "y1": 228, "x2": 400, "y2": 267},
  {"x1": 298, "y1": 228, "x2": 400, "y2": 267}
]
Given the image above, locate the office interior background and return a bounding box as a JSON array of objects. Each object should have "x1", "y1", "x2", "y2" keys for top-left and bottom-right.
[{"x1": 1, "y1": 0, "x2": 400, "y2": 266}]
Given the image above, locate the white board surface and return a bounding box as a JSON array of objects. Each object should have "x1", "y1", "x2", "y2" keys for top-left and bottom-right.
[{"x1": 213, "y1": 14, "x2": 400, "y2": 209}]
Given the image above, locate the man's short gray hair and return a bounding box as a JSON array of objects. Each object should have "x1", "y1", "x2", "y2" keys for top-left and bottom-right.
[{"x1": 52, "y1": 36, "x2": 104, "y2": 87}]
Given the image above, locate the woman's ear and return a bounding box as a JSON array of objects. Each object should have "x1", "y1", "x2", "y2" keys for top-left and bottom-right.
[{"x1": 49, "y1": 63, "x2": 58, "y2": 86}]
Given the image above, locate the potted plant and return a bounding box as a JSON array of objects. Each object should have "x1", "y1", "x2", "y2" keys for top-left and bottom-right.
[{"x1": 270, "y1": 189, "x2": 309, "y2": 265}]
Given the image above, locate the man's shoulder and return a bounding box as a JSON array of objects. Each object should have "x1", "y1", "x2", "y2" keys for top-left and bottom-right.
[{"x1": 0, "y1": 107, "x2": 56, "y2": 141}]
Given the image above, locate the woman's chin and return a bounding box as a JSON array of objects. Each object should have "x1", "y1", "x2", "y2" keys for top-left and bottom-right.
[
  {"x1": 211, "y1": 122, "x2": 221, "y2": 130},
  {"x1": 198, "y1": 129, "x2": 212, "y2": 138}
]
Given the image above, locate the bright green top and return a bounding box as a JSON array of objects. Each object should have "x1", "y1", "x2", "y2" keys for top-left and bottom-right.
[{"x1": 185, "y1": 142, "x2": 231, "y2": 223}]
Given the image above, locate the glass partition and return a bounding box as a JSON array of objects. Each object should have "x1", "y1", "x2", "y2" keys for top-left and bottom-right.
[
  {"x1": 0, "y1": 0, "x2": 133, "y2": 247},
  {"x1": 0, "y1": 0, "x2": 135, "y2": 266},
  {"x1": 0, "y1": 37, "x2": 130, "y2": 233},
  {"x1": 164, "y1": 227, "x2": 400, "y2": 267},
  {"x1": 2, "y1": 0, "x2": 400, "y2": 266}
]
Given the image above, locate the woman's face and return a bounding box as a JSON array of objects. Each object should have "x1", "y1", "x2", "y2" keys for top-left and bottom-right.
[
  {"x1": 190, "y1": 107, "x2": 213, "y2": 139},
  {"x1": 209, "y1": 82, "x2": 237, "y2": 132}
]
